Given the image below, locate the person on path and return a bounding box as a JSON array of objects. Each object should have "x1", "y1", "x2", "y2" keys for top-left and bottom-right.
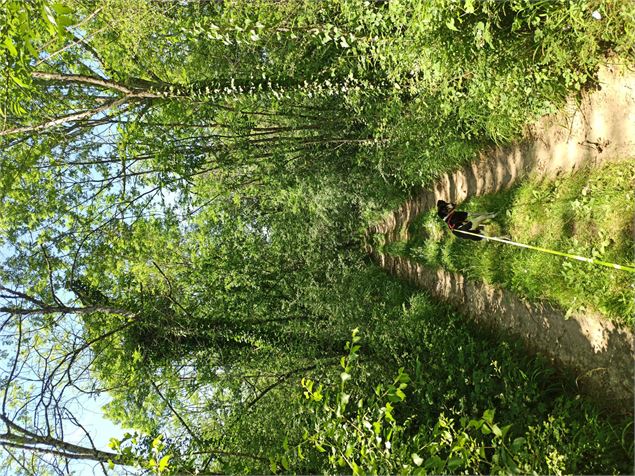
[{"x1": 436, "y1": 200, "x2": 497, "y2": 241}]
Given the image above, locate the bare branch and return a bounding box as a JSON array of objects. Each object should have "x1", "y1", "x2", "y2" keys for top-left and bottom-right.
[{"x1": 31, "y1": 72, "x2": 163, "y2": 98}]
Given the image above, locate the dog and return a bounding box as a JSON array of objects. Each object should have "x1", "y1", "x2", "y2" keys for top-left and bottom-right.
[{"x1": 436, "y1": 200, "x2": 496, "y2": 241}]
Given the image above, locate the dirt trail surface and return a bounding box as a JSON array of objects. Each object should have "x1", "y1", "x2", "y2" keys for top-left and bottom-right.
[{"x1": 366, "y1": 64, "x2": 635, "y2": 409}]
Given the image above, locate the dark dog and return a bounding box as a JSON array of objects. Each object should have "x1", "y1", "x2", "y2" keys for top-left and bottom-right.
[{"x1": 437, "y1": 200, "x2": 496, "y2": 241}]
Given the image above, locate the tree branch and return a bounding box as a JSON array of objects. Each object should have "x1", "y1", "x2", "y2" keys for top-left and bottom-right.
[
  {"x1": 0, "y1": 96, "x2": 131, "y2": 137},
  {"x1": 31, "y1": 72, "x2": 135, "y2": 95}
]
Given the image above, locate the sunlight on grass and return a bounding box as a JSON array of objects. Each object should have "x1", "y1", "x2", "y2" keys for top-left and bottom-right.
[{"x1": 402, "y1": 160, "x2": 634, "y2": 325}]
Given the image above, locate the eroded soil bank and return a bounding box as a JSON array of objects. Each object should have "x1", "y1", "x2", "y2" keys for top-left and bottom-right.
[{"x1": 366, "y1": 64, "x2": 635, "y2": 409}]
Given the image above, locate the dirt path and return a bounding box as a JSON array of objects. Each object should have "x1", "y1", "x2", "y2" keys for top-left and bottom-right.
[{"x1": 366, "y1": 64, "x2": 635, "y2": 410}]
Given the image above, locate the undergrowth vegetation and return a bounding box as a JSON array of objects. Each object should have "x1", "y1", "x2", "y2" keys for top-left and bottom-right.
[
  {"x1": 398, "y1": 160, "x2": 635, "y2": 325},
  {"x1": 346, "y1": 0, "x2": 635, "y2": 189},
  {"x1": 221, "y1": 266, "x2": 634, "y2": 474},
  {"x1": 283, "y1": 270, "x2": 634, "y2": 475}
]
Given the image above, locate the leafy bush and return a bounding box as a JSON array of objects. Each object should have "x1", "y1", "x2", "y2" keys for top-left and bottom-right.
[{"x1": 290, "y1": 324, "x2": 633, "y2": 475}]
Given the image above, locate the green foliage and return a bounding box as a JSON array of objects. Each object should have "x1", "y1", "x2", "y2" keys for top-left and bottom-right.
[
  {"x1": 214, "y1": 267, "x2": 632, "y2": 474},
  {"x1": 294, "y1": 331, "x2": 520, "y2": 475},
  {"x1": 103, "y1": 432, "x2": 175, "y2": 475},
  {"x1": 1, "y1": 0, "x2": 634, "y2": 474},
  {"x1": 290, "y1": 325, "x2": 633, "y2": 474},
  {"x1": 296, "y1": 329, "x2": 413, "y2": 475},
  {"x1": 335, "y1": 0, "x2": 635, "y2": 186},
  {"x1": 0, "y1": 0, "x2": 78, "y2": 129}
]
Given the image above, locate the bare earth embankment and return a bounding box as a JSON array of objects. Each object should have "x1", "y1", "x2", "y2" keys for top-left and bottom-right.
[{"x1": 366, "y1": 64, "x2": 635, "y2": 410}]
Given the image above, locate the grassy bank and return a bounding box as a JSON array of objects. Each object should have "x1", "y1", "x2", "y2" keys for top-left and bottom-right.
[{"x1": 388, "y1": 160, "x2": 634, "y2": 325}]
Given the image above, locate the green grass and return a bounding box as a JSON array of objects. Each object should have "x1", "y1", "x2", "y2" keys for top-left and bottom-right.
[{"x1": 399, "y1": 160, "x2": 635, "y2": 325}]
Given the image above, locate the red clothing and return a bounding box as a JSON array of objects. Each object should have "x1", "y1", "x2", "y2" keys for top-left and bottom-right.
[{"x1": 437, "y1": 202, "x2": 483, "y2": 241}]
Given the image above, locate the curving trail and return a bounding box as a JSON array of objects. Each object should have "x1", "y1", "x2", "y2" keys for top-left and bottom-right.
[{"x1": 366, "y1": 64, "x2": 635, "y2": 410}]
